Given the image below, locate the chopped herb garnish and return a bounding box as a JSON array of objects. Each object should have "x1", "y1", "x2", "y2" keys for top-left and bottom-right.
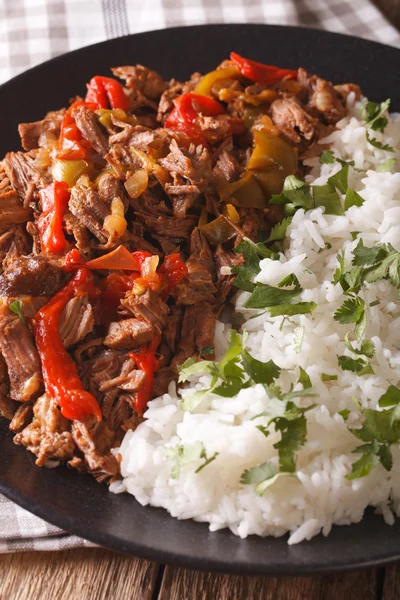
[
  {"x1": 240, "y1": 461, "x2": 294, "y2": 495},
  {"x1": 321, "y1": 373, "x2": 338, "y2": 382},
  {"x1": 9, "y1": 300, "x2": 26, "y2": 325},
  {"x1": 328, "y1": 163, "x2": 350, "y2": 194},
  {"x1": 377, "y1": 158, "x2": 396, "y2": 173},
  {"x1": 365, "y1": 130, "x2": 394, "y2": 152},
  {"x1": 369, "y1": 300, "x2": 379, "y2": 307},
  {"x1": 360, "y1": 99, "x2": 394, "y2": 152},
  {"x1": 319, "y1": 150, "x2": 335, "y2": 164},
  {"x1": 267, "y1": 217, "x2": 293, "y2": 243},
  {"x1": 334, "y1": 296, "x2": 366, "y2": 341},
  {"x1": 179, "y1": 330, "x2": 280, "y2": 410},
  {"x1": 337, "y1": 355, "x2": 369, "y2": 373},
  {"x1": 344, "y1": 189, "x2": 364, "y2": 210},
  {"x1": 293, "y1": 327, "x2": 305, "y2": 354},
  {"x1": 338, "y1": 408, "x2": 350, "y2": 421},
  {"x1": 298, "y1": 366, "x2": 312, "y2": 389},
  {"x1": 232, "y1": 240, "x2": 278, "y2": 292},
  {"x1": 270, "y1": 174, "x2": 344, "y2": 216},
  {"x1": 167, "y1": 441, "x2": 206, "y2": 479},
  {"x1": 346, "y1": 385, "x2": 400, "y2": 479}
]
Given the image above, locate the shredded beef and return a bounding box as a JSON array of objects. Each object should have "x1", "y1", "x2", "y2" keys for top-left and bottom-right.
[
  {"x1": 18, "y1": 109, "x2": 66, "y2": 151},
  {"x1": 298, "y1": 68, "x2": 346, "y2": 124},
  {"x1": 72, "y1": 104, "x2": 109, "y2": 156},
  {"x1": 3, "y1": 152, "x2": 47, "y2": 207},
  {"x1": 0, "y1": 305, "x2": 43, "y2": 402},
  {"x1": 112, "y1": 64, "x2": 167, "y2": 100},
  {"x1": 59, "y1": 295, "x2": 94, "y2": 349},
  {"x1": 104, "y1": 318, "x2": 154, "y2": 350},
  {"x1": 71, "y1": 421, "x2": 119, "y2": 482},
  {"x1": 270, "y1": 96, "x2": 317, "y2": 146},
  {"x1": 0, "y1": 254, "x2": 66, "y2": 296},
  {"x1": 121, "y1": 289, "x2": 170, "y2": 330},
  {"x1": 194, "y1": 302, "x2": 216, "y2": 354},
  {"x1": 0, "y1": 354, "x2": 15, "y2": 419},
  {"x1": 174, "y1": 229, "x2": 216, "y2": 305},
  {"x1": 14, "y1": 395, "x2": 75, "y2": 466},
  {"x1": 137, "y1": 213, "x2": 197, "y2": 239},
  {"x1": 68, "y1": 186, "x2": 110, "y2": 243}
]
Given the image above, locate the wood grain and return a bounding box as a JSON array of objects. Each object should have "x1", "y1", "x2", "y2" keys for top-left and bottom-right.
[
  {"x1": 373, "y1": 0, "x2": 400, "y2": 30},
  {"x1": 382, "y1": 564, "x2": 400, "y2": 600},
  {"x1": 0, "y1": 549, "x2": 159, "y2": 600},
  {"x1": 158, "y1": 566, "x2": 382, "y2": 600}
]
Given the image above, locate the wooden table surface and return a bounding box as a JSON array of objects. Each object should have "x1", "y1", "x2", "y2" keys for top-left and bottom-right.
[
  {"x1": 1, "y1": 548, "x2": 400, "y2": 600},
  {"x1": 1, "y1": 2, "x2": 400, "y2": 599}
]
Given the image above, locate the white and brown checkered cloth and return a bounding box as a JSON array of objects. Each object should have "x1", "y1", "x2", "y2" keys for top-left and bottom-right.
[{"x1": 0, "y1": 0, "x2": 399, "y2": 554}]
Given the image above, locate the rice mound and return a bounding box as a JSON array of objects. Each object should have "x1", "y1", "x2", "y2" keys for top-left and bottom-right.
[{"x1": 111, "y1": 93, "x2": 400, "y2": 544}]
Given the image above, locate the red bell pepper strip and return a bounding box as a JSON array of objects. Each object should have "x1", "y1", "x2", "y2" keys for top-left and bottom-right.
[
  {"x1": 158, "y1": 253, "x2": 188, "y2": 295},
  {"x1": 37, "y1": 182, "x2": 70, "y2": 254},
  {"x1": 58, "y1": 100, "x2": 94, "y2": 161},
  {"x1": 165, "y1": 92, "x2": 225, "y2": 144},
  {"x1": 129, "y1": 332, "x2": 161, "y2": 415},
  {"x1": 34, "y1": 268, "x2": 102, "y2": 422},
  {"x1": 85, "y1": 76, "x2": 129, "y2": 111},
  {"x1": 230, "y1": 52, "x2": 297, "y2": 85}
]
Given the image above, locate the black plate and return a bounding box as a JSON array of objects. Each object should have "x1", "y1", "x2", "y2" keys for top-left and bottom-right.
[{"x1": 1, "y1": 24, "x2": 400, "y2": 576}]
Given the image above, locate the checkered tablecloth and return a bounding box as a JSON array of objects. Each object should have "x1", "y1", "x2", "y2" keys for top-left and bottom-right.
[{"x1": 0, "y1": 0, "x2": 399, "y2": 554}]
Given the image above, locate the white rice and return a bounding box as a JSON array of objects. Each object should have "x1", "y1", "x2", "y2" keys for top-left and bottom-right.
[{"x1": 111, "y1": 95, "x2": 400, "y2": 544}]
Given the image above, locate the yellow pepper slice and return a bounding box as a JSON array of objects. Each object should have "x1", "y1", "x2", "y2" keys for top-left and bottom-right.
[
  {"x1": 247, "y1": 129, "x2": 297, "y2": 197},
  {"x1": 194, "y1": 66, "x2": 240, "y2": 97},
  {"x1": 52, "y1": 159, "x2": 89, "y2": 187},
  {"x1": 216, "y1": 172, "x2": 266, "y2": 209}
]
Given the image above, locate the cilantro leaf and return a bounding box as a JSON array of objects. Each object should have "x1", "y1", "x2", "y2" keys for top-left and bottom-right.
[
  {"x1": 298, "y1": 366, "x2": 312, "y2": 389},
  {"x1": 9, "y1": 300, "x2": 26, "y2": 325},
  {"x1": 337, "y1": 355, "x2": 368, "y2": 373},
  {"x1": 352, "y1": 239, "x2": 386, "y2": 266},
  {"x1": 378, "y1": 385, "x2": 400, "y2": 409},
  {"x1": 377, "y1": 158, "x2": 396, "y2": 173},
  {"x1": 178, "y1": 358, "x2": 217, "y2": 383},
  {"x1": 240, "y1": 460, "x2": 277, "y2": 484},
  {"x1": 277, "y1": 273, "x2": 300, "y2": 289},
  {"x1": 256, "y1": 424, "x2": 270, "y2": 438},
  {"x1": 313, "y1": 183, "x2": 344, "y2": 215},
  {"x1": 344, "y1": 189, "x2": 364, "y2": 210},
  {"x1": 240, "y1": 461, "x2": 293, "y2": 495},
  {"x1": 293, "y1": 327, "x2": 304, "y2": 354},
  {"x1": 244, "y1": 283, "x2": 302, "y2": 309},
  {"x1": 319, "y1": 150, "x2": 335, "y2": 164},
  {"x1": 267, "y1": 302, "x2": 317, "y2": 317},
  {"x1": 195, "y1": 451, "x2": 219, "y2": 473},
  {"x1": 360, "y1": 100, "x2": 394, "y2": 152},
  {"x1": 346, "y1": 451, "x2": 380, "y2": 480},
  {"x1": 361, "y1": 99, "x2": 391, "y2": 132},
  {"x1": 273, "y1": 414, "x2": 307, "y2": 472},
  {"x1": 267, "y1": 217, "x2": 292, "y2": 243},
  {"x1": 232, "y1": 240, "x2": 278, "y2": 292},
  {"x1": 344, "y1": 335, "x2": 375, "y2": 358},
  {"x1": 334, "y1": 296, "x2": 365, "y2": 325},
  {"x1": 321, "y1": 373, "x2": 338, "y2": 382},
  {"x1": 270, "y1": 176, "x2": 313, "y2": 210},
  {"x1": 366, "y1": 130, "x2": 394, "y2": 152},
  {"x1": 167, "y1": 441, "x2": 205, "y2": 479},
  {"x1": 328, "y1": 164, "x2": 350, "y2": 194},
  {"x1": 242, "y1": 349, "x2": 281, "y2": 385},
  {"x1": 338, "y1": 408, "x2": 350, "y2": 420},
  {"x1": 350, "y1": 407, "x2": 400, "y2": 445}
]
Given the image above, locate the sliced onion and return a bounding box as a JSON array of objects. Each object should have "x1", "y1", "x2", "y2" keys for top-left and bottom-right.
[
  {"x1": 141, "y1": 255, "x2": 159, "y2": 276},
  {"x1": 124, "y1": 170, "x2": 149, "y2": 198}
]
